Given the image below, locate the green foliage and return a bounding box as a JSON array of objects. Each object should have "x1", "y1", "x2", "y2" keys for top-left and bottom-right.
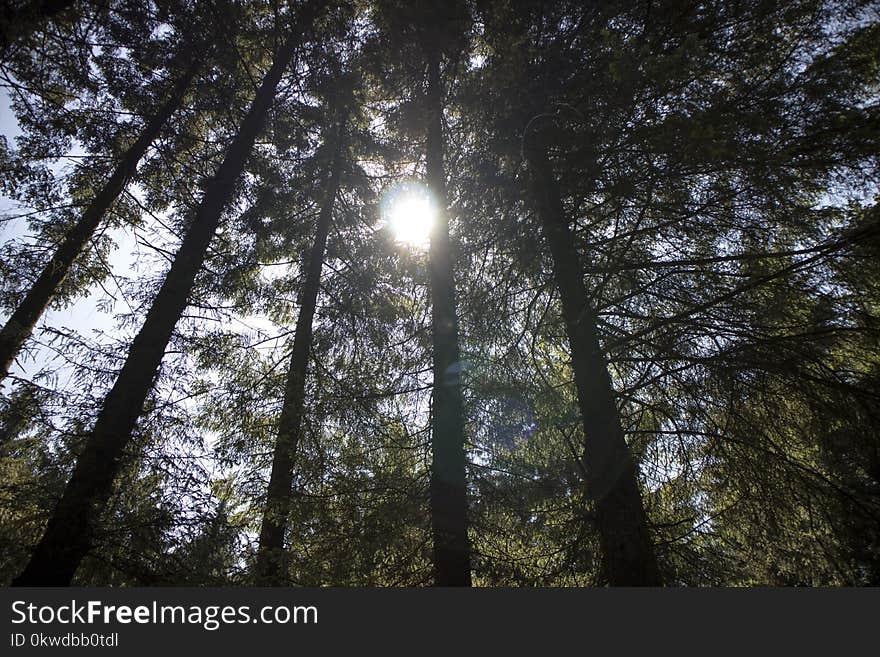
[{"x1": 1, "y1": 0, "x2": 878, "y2": 585}]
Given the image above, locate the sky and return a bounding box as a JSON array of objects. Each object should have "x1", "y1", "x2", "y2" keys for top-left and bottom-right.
[
  {"x1": 1, "y1": 83, "x2": 290, "y2": 406},
  {"x1": 1, "y1": 86, "x2": 135, "y2": 395}
]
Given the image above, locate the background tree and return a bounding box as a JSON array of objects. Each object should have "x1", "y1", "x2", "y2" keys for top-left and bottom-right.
[
  {"x1": 12, "y1": 0, "x2": 328, "y2": 585},
  {"x1": 0, "y1": 0, "x2": 877, "y2": 587}
]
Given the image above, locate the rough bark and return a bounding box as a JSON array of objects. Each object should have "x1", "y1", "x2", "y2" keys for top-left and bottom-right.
[
  {"x1": 254, "y1": 121, "x2": 345, "y2": 585},
  {"x1": 426, "y1": 49, "x2": 471, "y2": 587},
  {"x1": 526, "y1": 142, "x2": 661, "y2": 586},
  {"x1": 12, "y1": 7, "x2": 320, "y2": 585},
  {"x1": 0, "y1": 56, "x2": 199, "y2": 383}
]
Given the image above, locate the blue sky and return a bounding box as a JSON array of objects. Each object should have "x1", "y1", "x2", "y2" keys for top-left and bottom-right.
[
  {"x1": 1, "y1": 87, "x2": 131, "y2": 394},
  {"x1": 1, "y1": 84, "x2": 284, "y2": 401}
]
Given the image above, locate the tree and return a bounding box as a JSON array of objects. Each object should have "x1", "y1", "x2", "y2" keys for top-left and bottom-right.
[
  {"x1": 1, "y1": 0, "x2": 877, "y2": 588},
  {"x1": 524, "y1": 138, "x2": 661, "y2": 584},
  {"x1": 256, "y1": 113, "x2": 347, "y2": 585},
  {"x1": 13, "y1": 0, "x2": 326, "y2": 585},
  {"x1": 423, "y1": 5, "x2": 473, "y2": 588},
  {"x1": 0, "y1": 0, "x2": 75, "y2": 58},
  {"x1": 0, "y1": 52, "x2": 199, "y2": 382}
]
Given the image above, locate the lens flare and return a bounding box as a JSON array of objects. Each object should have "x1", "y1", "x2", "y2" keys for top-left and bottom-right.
[{"x1": 382, "y1": 182, "x2": 435, "y2": 249}]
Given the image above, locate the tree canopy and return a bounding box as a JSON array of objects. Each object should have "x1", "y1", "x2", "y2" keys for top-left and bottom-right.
[{"x1": 0, "y1": 0, "x2": 878, "y2": 586}]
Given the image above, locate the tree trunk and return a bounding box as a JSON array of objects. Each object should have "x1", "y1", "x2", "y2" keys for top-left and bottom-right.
[
  {"x1": 254, "y1": 121, "x2": 345, "y2": 585},
  {"x1": 12, "y1": 6, "x2": 321, "y2": 586},
  {"x1": 0, "y1": 56, "x2": 199, "y2": 383},
  {"x1": 526, "y1": 142, "x2": 661, "y2": 586},
  {"x1": 426, "y1": 49, "x2": 471, "y2": 587}
]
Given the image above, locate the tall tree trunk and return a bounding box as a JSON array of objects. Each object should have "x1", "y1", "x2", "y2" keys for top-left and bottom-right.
[
  {"x1": 0, "y1": 0, "x2": 75, "y2": 56},
  {"x1": 254, "y1": 121, "x2": 345, "y2": 585},
  {"x1": 425, "y1": 48, "x2": 471, "y2": 587},
  {"x1": 12, "y1": 6, "x2": 321, "y2": 586},
  {"x1": 0, "y1": 56, "x2": 199, "y2": 383},
  {"x1": 526, "y1": 142, "x2": 661, "y2": 586}
]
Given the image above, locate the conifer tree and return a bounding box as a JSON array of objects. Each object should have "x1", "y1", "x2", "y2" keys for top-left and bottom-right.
[{"x1": 13, "y1": 0, "x2": 326, "y2": 585}]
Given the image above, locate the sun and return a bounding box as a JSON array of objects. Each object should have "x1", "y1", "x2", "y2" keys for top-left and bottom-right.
[{"x1": 383, "y1": 182, "x2": 436, "y2": 249}]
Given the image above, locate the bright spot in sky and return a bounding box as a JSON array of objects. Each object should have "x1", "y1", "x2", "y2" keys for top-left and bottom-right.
[
  {"x1": 383, "y1": 182, "x2": 435, "y2": 249},
  {"x1": 469, "y1": 53, "x2": 486, "y2": 70}
]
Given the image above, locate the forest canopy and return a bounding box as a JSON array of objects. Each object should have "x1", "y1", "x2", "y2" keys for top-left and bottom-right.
[{"x1": 0, "y1": 0, "x2": 878, "y2": 586}]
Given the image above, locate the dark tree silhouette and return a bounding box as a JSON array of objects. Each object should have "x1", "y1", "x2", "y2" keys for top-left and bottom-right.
[
  {"x1": 0, "y1": 55, "x2": 199, "y2": 382},
  {"x1": 12, "y1": 1, "x2": 324, "y2": 585},
  {"x1": 526, "y1": 139, "x2": 660, "y2": 585},
  {"x1": 256, "y1": 119, "x2": 346, "y2": 585}
]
